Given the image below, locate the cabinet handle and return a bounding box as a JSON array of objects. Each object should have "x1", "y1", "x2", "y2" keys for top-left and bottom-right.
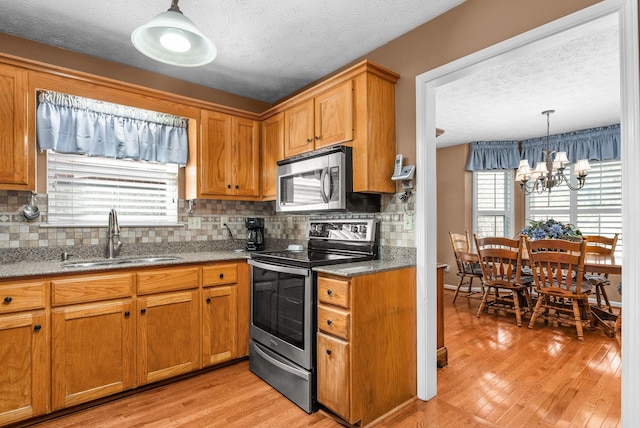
[
  {"x1": 34, "y1": 324, "x2": 42, "y2": 332},
  {"x1": 326, "y1": 349, "x2": 332, "y2": 355},
  {"x1": 140, "y1": 308, "x2": 147, "y2": 315},
  {"x1": 219, "y1": 273, "x2": 224, "y2": 279},
  {"x1": 327, "y1": 319, "x2": 333, "y2": 326},
  {"x1": 3, "y1": 296, "x2": 12, "y2": 304},
  {"x1": 124, "y1": 311, "x2": 130, "y2": 317},
  {"x1": 227, "y1": 184, "x2": 231, "y2": 189},
  {"x1": 327, "y1": 289, "x2": 332, "y2": 296},
  {"x1": 306, "y1": 138, "x2": 312, "y2": 143},
  {"x1": 206, "y1": 297, "x2": 212, "y2": 303},
  {"x1": 315, "y1": 136, "x2": 319, "y2": 141},
  {"x1": 235, "y1": 185, "x2": 239, "y2": 189}
]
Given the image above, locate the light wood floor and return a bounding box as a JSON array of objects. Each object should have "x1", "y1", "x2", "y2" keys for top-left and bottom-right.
[{"x1": 25, "y1": 290, "x2": 621, "y2": 428}]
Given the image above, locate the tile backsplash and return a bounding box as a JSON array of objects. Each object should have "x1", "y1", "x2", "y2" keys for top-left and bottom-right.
[{"x1": 0, "y1": 190, "x2": 415, "y2": 260}]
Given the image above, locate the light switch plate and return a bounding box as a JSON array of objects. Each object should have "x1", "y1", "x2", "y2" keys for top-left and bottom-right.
[
  {"x1": 403, "y1": 213, "x2": 414, "y2": 231},
  {"x1": 188, "y1": 217, "x2": 201, "y2": 229}
]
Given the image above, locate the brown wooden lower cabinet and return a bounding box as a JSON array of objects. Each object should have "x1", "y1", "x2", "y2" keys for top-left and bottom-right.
[
  {"x1": 316, "y1": 267, "x2": 416, "y2": 426},
  {"x1": 51, "y1": 300, "x2": 135, "y2": 410}
]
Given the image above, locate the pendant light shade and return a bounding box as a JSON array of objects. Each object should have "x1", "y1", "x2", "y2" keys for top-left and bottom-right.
[{"x1": 131, "y1": 0, "x2": 216, "y2": 67}]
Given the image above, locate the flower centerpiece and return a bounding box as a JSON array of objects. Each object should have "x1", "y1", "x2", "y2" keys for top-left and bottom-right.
[{"x1": 520, "y1": 219, "x2": 583, "y2": 241}]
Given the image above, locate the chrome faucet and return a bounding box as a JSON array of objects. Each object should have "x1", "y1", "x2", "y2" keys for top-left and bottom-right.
[{"x1": 106, "y1": 208, "x2": 122, "y2": 259}]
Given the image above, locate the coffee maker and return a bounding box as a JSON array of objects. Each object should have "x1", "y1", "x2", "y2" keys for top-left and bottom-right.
[{"x1": 245, "y1": 217, "x2": 265, "y2": 251}]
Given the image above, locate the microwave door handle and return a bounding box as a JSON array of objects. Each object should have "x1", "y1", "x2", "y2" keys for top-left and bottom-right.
[{"x1": 320, "y1": 167, "x2": 329, "y2": 203}]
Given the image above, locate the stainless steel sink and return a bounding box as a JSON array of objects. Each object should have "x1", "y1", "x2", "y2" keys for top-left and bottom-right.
[{"x1": 62, "y1": 256, "x2": 182, "y2": 268}]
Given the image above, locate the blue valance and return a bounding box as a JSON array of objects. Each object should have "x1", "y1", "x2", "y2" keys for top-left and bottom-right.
[
  {"x1": 465, "y1": 141, "x2": 520, "y2": 171},
  {"x1": 519, "y1": 124, "x2": 620, "y2": 168},
  {"x1": 36, "y1": 91, "x2": 189, "y2": 166}
]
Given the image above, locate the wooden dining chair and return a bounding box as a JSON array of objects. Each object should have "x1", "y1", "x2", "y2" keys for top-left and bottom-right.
[
  {"x1": 525, "y1": 237, "x2": 591, "y2": 341},
  {"x1": 449, "y1": 231, "x2": 483, "y2": 303},
  {"x1": 583, "y1": 234, "x2": 619, "y2": 313},
  {"x1": 474, "y1": 235, "x2": 533, "y2": 327}
]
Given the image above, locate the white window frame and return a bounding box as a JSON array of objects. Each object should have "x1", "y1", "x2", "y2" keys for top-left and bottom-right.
[
  {"x1": 472, "y1": 170, "x2": 514, "y2": 238},
  {"x1": 46, "y1": 151, "x2": 180, "y2": 227}
]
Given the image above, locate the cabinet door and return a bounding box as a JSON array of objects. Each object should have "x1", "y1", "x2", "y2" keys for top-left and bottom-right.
[
  {"x1": 0, "y1": 63, "x2": 32, "y2": 190},
  {"x1": 202, "y1": 286, "x2": 237, "y2": 366},
  {"x1": 314, "y1": 80, "x2": 353, "y2": 149},
  {"x1": 260, "y1": 112, "x2": 284, "y2": 199},
  {"x1": 317, "y1": 332, "x2": 351, "y2": 422},
  {"x1": 137, "y1": 290, "x2": 200, "y2": 385},
  {"x1": 284, "y1": 98, "x2": 314, "y2": 158},
  {"x1": 201, "y1": 109, "x2": 231, "y2": 195},
  {"x1": 51, "y1": 300, "x2": 135, "y2": 410},
  {"x1": 232, "y1": 116, "x2": 260, "y2": 197},
  {"x1": 0, "y1": 311, "x2": 48, "y2": 426}
]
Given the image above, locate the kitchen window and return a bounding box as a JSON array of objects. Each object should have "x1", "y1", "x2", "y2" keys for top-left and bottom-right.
[
  {"x1": 473, "y1": 170, "x2": 513, "y2": 238},
  {"x1": 526, "y1": 159, "x2": 622, "y2": 255},
  {"x1": 46, "y1": 151, "x2": 179, "y2": 226}
]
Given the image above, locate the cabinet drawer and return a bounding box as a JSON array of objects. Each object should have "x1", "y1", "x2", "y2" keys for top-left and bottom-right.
[
  {"x1": 0, "y1": 280, "x2": 47, "y2": 313},
  {"x1": 137, "y1": 267, "x2": 200, "y2": 295},
  {"x1": 317, "y1": 332, "x2": 350, "y2": 421},
  {"x1": 202, "y1": 263, "x2": 238, "y2": 287},
  {"x1": 317, "y1": 276, "x2": 350, "y2": 308},
  {"x1": 52, "y1": 274, "x2": 133, "y2": 306},
  {"x1": 318, "y1": 305, "x2": 350, "y2": 340}
]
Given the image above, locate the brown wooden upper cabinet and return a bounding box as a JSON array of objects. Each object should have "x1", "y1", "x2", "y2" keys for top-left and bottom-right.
[
  {"x1": 260, "y1": 112, "x2": 284, "y2": 200},
  {"x1": 284, "y1": 80, "x2": 353, "y2": 158},
  {"x1": 264, "y1": 60, "x2": 400, "y2": 194},
  {"x1": 198, "y1": 110, "x2": 260, "y2": 198},
  {"x1": 0, "y1": 63, "x2": 34, "y2": 191}
]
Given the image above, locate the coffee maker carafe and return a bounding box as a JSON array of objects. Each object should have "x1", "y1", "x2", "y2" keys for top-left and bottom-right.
[{"x1": 245, "y1": 217, "x2": 265, "y2": 251}]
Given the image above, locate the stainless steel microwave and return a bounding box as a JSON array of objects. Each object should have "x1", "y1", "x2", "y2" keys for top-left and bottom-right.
[{"x1": 276, "y1": 146, "x2": 380, "y2": 213}]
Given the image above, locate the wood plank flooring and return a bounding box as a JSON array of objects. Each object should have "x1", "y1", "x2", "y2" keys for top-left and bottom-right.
[{"x1": 24, "y1": 290, "x2": 621, "y2": 428}]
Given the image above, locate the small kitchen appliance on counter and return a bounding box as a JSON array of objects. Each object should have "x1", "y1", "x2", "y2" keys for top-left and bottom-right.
[
  {"x1": 248, "y1": 218, "x2": 379, "y2": 413},
  {"x1": 245, "y1": 217, "x2": 265, "y2": 251}
]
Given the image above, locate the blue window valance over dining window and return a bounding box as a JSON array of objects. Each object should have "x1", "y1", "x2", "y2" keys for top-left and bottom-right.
[
  {"x1": 36, "y1": 91, "x2": 189, "y2": 166},
  {"x1": 465, "y1": 123, "x2": 620, "y2": 171},
  {"x1": 465, "y1": 141, "x2": 520, "y2": 171}
]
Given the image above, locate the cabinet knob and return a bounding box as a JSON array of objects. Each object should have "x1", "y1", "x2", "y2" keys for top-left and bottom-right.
[
  {"x1": 327, "y1": 319, "x2": 333, "y2": 326},
  {"x1": 206, "y1": 297, "x2": 212, "y2": 303},
  {"x1": 227, "y1": 184, "x2": 231, "y2": 189},
  {"x1": 326, "y1": 349, "x2": 332, "y2": 355},
  {"x1": 306, "y1": 138, "x2": 312, "y2": 143},
  {"x1": 3, "y1": 296, "x2": 12, "y2": 304},
  {"x1": 34, "y1": 324, "x2": 42, "y2": 332},
  {"x1": 315, "y1": 136, "x2": 319, "y2": 141},
  {"x1": 235, "y1": 185, "x2": 239, "y2": 189},
  {"x1": 219, "y1": 273, "x2": 224, "y2": 279},
  {"x1": 327, "y1": 289, "x2": 333, "y2": 296},
  {"x1": 124, "y1": 311, "x2": 130, "y2": 317},
  {"x1": 140, "y1": 308, "x2": 147, "y2": 315}
]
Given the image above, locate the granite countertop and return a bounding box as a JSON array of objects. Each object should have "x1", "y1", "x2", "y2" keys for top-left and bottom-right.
[
  {"x1": 0, "y1": 251, "x2": 251, "y2": 279},
  {"x1": 313, "y1": 260, "x2": 416, "y2": 277}
]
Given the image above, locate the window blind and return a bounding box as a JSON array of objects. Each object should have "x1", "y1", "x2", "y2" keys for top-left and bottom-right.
[
  {"x1": 474, "y1": 170, "x2": 512, "y2": 238},
  {"x1": 47, "y1": 152, "x2": 179, "y2": 226}
]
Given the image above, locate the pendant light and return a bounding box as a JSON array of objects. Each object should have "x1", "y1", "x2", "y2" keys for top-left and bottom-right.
[{"x1": 131, "y1": 0, "x2": 216, "y2": 67}]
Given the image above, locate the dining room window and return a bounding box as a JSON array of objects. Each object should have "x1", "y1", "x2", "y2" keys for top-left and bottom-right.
[
  {"x1": 526, "y1": 159, "x2": 622, "y2": 255},
  {"x1": 473, "y1": 170, "x2": 513, "y2": 238}
]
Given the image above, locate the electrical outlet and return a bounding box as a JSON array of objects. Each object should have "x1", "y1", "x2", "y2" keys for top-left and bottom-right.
[
  {"x1": 188, "y1": 217, "x2": 201, "y2": 230},
  {"x1": 286, "y1": 216, "x2": 293, "y2": 230},
  {"x1": 403, "y1": 214, "x2": 414, "y2": 231},
  {"x1": 220, "y1": 216, "x2": 228, "y2": 228}
]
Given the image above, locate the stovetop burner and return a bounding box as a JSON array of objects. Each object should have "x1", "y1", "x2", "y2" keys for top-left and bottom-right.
[{"x1": 251, "y1": 218, "x2": 379, "y2": 268}]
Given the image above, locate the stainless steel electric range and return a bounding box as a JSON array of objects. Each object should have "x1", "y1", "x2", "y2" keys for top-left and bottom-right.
[{"x1": 248, "y1": 218, "x2": 379, "y2": 413}]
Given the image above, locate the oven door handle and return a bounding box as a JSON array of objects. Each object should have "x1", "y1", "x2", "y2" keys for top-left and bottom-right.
[
  {"x1": 248, "y1": 259, "x2": 310, "y2": 277},
  {"x1": 253, "y1": 341, "x2": 310, "y2": 380}
]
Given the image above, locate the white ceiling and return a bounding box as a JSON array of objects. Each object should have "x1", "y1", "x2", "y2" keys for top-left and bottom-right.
[
  {"x1": 0, "y1": 0, "x2": 464, "y2": 103},
  {"x1": 0, "y1": 1, "x2": 620, "y2": 148}
]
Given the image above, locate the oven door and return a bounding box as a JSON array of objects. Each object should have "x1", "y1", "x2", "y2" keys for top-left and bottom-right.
[{"x1": 249, "y1": 259, "x2": 314, "y2": 370}]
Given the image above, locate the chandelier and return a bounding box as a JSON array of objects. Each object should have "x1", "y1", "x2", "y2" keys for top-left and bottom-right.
[{"x1": 515, "y1": 110, "x2": 591, "y2": 194}]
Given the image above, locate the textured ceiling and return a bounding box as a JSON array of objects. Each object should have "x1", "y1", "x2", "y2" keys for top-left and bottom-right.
[
  {"x1": 0, "y1": 0, "x2": 465, "y2": 103},
  {"x1": 435, "y1": 14, "x2": 620, "y2": 147},
  {"x1": 0, "y1": 2, "x2": 621, "y2": 148}
]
